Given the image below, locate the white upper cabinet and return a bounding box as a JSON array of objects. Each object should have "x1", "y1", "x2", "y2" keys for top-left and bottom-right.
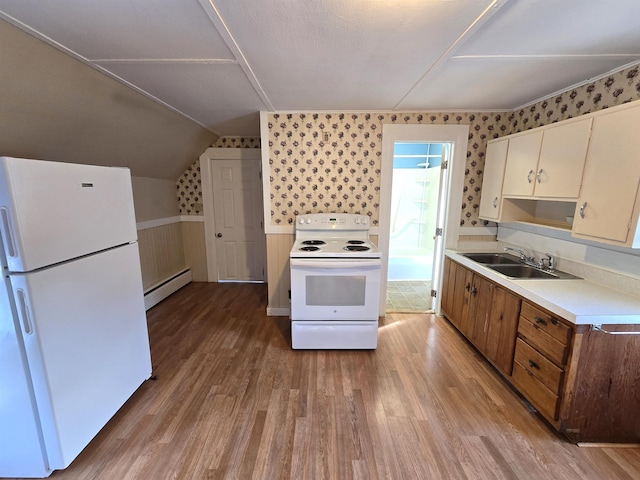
[
  {"x1": 535, "y1": 119, "x2": 592, "y2": 198},
  {"x1": 479, "y1": 138, "x2": 509, "y2": 221},
  {"x1": 501, "y1": 131, "x2": 543, "y2": 197},
  {"x1": 502, "y1": 119, "x2": 591, "y2": 199},
  {"x1": 572, "y1": 103, "x2": 640, "y2": 248}
]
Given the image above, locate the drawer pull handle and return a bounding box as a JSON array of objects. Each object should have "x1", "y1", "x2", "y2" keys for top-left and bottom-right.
[
  {"x1": 535, "y1": 316, "x2": 547, "y2": 326},
  {"x1": 527, "y1": 169, "x2": 534, "y2": 183},
  {"x1": 550, "y1": 318, "x2": 558, "y2": 326},
  {"x1": 528, "y1": 359, "x2": 541, "y2": 370}
]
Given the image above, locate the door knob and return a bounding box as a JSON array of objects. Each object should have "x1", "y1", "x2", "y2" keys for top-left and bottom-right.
[{"x1": 216, "y1": 233, "x2": 223, "y2": 238}]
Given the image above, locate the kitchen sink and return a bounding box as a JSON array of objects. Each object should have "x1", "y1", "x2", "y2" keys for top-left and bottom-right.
[
  {"x1": 486, "y1": 264, "x2": 580, "y2": 280},
  {"x1": 461, "y1": 253, "x2": 521, "y2": 264}
]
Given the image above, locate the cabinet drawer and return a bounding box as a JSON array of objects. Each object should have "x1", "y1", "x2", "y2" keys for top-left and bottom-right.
[
  {"x1": 518, "y1": 317, "x2": 569, "y2": 366},
  {"x1": 514, "y1": 338, "x2": 563, "y2": 394},
  {"x1": 512, "y1": 361, "x2": 559, "y2": 421},
  {"x1": 520, "y1": 302, "x2": 571, "y2": 345}
]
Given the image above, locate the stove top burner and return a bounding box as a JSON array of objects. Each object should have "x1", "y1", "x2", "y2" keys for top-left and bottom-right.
[
  {"x1": 344, "y1": 245, "x2": 371, "y2": 252},
  {"x1": 300, "y1": 246, "x2": 321, "y2": 252},
  {"x1": 302, "y1": 240, "x2": 326, "y2": 246},
  {"x1": 346, "y1": 240, "x2": 365, "y2": 245}
]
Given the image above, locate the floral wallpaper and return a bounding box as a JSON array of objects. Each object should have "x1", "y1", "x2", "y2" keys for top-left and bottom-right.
[
  {"x1": 265, "y1": 63, "x2": 640, "y2": 228},
  {"x1": 176, "y1": 137, "x2": 260, "y2": 215},
  {"x1": 267, "y1": 112, "x2": 510, "y2": 227},
  {"x1": 510, "y1": 64, "x2": 640, "y2": 132},
  {"x1": 176, "y1": 63, "x2": 640, "y2": 225}
]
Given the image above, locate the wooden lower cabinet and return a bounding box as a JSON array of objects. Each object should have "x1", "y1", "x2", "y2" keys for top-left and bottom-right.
[
  {"x1": 442, "y1": 257, "x2": 640, "y2": 443},
  {"x1": 441, "y1": 258, "x2": 520, "y2": 377}
]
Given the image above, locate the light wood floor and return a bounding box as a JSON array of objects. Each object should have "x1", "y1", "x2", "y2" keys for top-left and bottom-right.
[{"x1": 40, "y1": 283, "x2": 639, "y2": 480}]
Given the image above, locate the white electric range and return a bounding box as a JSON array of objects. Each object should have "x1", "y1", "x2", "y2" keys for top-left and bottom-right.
[{"x1": 289, "y1": 213, "x2": 381, "y2": 349}]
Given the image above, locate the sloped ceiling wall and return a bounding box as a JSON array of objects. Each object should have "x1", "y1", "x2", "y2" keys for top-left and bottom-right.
[{"x1": 0, "y1": 20, "x2": 216, "y2": 180}]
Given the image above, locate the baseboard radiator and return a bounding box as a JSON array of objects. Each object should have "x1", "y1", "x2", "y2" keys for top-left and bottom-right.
[{"x1": 143, "y1": 268, "x2": 192, "y2": 311}]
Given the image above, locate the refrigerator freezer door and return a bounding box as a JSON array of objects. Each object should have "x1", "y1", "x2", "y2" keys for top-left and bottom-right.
[
  {"x1": 0, "y1": 157, "x2": 138, "y2": 272},
  {"x1": 9, "y1": 242, "x2": 151, "y2": 470}
]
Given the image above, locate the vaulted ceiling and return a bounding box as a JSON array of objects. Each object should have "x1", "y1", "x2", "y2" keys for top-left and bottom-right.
[{"x1": 2, "y1": 0, "x2": 639, "y2": 139}]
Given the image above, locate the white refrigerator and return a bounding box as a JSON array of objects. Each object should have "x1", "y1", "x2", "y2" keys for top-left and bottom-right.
[{"x1": 0, "y1": 156, "x2": 152, "y2": 478}]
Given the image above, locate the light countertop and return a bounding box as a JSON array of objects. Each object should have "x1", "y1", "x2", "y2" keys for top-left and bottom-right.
[{"x1": 446, "y1": 250, "x2": 640, "y2": 325}]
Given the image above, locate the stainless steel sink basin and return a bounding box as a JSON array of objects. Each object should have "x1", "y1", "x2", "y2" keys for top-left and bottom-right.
[
  {"x1": 461, "y1": 253, "x2": 521, "y2": 265},
  {"x1": 487, "y1": 264, "x2": 580, "y2": 280}
]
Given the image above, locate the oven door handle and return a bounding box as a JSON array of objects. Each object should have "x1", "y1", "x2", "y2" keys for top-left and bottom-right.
[{"x1": 290, "y1": 259, "x2": 381, "y2": 269}]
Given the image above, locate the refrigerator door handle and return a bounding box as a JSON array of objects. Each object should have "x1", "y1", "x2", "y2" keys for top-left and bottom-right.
[
  {"x1": 16, "y1": 289, "x2": 33, "y2": 335},
  {"x1": 1, "y1": 207, "x2": 17, "y2": 258}
]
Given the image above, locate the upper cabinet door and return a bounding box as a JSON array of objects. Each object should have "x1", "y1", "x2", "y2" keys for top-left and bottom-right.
[
  {"x1": 535, "y1": 119, "x2": 592, "y2": 198},
  {"x1": 572, "y1": 104, "x2": 640, "y2": 247},
  {"x1": 479, "y1": 138, "x2": 509, "y2": 221},
  {"x1": 501, "y1": 131, "x2": 543, "y2": 197}
]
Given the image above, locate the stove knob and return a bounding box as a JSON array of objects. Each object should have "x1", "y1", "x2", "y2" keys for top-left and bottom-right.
[
  {"x1": 355, "y1": 217, "x2": 360, "y2": 224},
  {"x1": 299, "y1": 218, "x2": 305, "y2": 225},
  {"x1": 361, "y1": 217, "x2": 368, "y2": 225},
  {"x1": 306, "y1": 218, "x2": 312, "y2": 224}
]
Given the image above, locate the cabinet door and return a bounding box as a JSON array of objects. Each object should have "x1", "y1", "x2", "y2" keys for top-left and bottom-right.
[
  {"x1": 479, "y1": 138, "x2": 509, "y2": 221},
  {"x1": 535, "y1": 119, "x2": 591, "y2": 198},
  {"x1": 466, "y1": 275, "x2": 493, "y2": 352},
  {"x1": 441, "y1": 257, "x2": 455, "y2": 318},
  {"x1": 572, "y1": 105, "x2": 640, "y2": 245},
  {"x1": 502, "y1": 131, "x2": 543, "y2": 197},
  {"x1": 441, "y1": 260, "x2": 473, "y2": 334},
  {"x1": 484, "y1": 286, "x2": 520, "y2": 376}
]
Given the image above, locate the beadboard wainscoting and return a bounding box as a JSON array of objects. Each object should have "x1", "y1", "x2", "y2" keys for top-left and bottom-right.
[
  {"x1": 137, "y1": 216, "x2": 207, "y2": 310},
  {"x1": 137, "y1": 220, "x2": 186, "y2": 290},
  {"x1": 266, "y1": 233, "x2": 294, "y2": 315},
  {"x1": 180, "y1": 218, "x2": 207, "y2": 282}
]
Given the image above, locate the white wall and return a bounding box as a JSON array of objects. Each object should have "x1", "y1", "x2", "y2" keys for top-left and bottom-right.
[
  {"x1": 131, "y1": 176, "x2": 179, "y2": 223},
  {"x1": 0, "y1": 20, "x2": 215, "y2": 180}
]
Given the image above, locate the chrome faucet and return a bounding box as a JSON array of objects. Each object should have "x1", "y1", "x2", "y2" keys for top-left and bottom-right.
[
  {"x1": 538, "y1": 253, "x2": 555, "y2": 271},
  {"x1": 503, "y1": 246, "x2": 533, "y2": 263}
]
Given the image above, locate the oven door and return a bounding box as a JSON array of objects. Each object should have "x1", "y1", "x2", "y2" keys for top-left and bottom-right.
[{"x1": 290, "y1": 258, "x2": 381, "y2": 320}]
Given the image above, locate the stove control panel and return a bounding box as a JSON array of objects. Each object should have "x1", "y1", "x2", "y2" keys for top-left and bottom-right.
[{"x1": 295, "y1": 213, "x2": 371, "y2": 230}]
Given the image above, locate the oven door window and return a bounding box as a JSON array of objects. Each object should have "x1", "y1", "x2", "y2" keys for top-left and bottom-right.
[{"x1": 306, "y1": 275, "x2": 366, "y2": 306}]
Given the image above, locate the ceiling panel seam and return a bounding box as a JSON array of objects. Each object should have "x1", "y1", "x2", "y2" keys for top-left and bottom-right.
[
  {"x1": 90, "y1": 59, "x2": 239, "y2": 64},
  {"x1": 198, "y1": 0, "x2": 274, "y2": 111},
  {"x1": 453, "y1": 54, "x2": 640, "y2": 59},
  {"x1": 392, "y1": 0, "x2": 511, "y2": 111}
]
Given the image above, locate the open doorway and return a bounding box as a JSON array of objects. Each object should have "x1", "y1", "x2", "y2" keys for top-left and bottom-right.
[
  {"x1": 378, "y1": 124, "x2": 469, "y2": 316},
  {"x1": 386, "y1": 142, "x2": 449, "y2": 312}
]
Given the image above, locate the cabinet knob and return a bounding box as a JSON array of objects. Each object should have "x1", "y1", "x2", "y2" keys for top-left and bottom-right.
[
  {"x1": 465, "y1": 282, "x2": 471, "y2": 291},
  {"x1": 528, "y1": 359, "x2": 541, "y2": 370},
  {"x1": 579, "y1": 201, "x2": 587, "y2": 219},
  {"x1": 216, "y1": 233, "x2": 223, "y2": 238},
  {"x1": 535, "y1": 316, "x2": 547, "y2": 326}
]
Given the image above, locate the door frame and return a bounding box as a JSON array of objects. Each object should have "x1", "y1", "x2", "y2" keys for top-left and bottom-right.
[
  {"x1": 200, "y1": 147, "x2": 263, "y2": 282},
  {"x1": 379, "y1": 124, "x2": 469, "y2": 314}
]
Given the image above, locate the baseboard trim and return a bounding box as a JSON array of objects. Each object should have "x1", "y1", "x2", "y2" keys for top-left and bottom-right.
[
  {"x1": 267, "y1": 307, "x2": 290, "y2": 317},
  {"x1": 144, "y1": 269, "x2": 192, "y2": 311}
]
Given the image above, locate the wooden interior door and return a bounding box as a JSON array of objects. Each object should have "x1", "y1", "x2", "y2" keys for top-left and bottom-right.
[{"x1": 210, "y1": 158, "x2": 266, "y2": 282}]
